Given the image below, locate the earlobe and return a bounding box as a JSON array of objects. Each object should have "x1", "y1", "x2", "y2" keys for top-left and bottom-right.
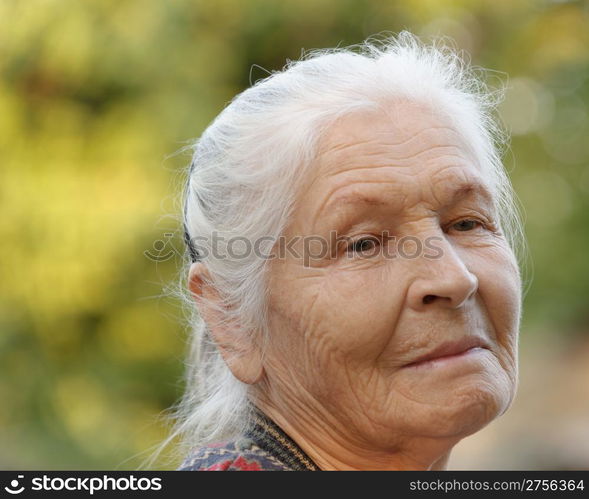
[
  {"x1": 221, "y1": 343, "x2": 264, "y2": 385},
  {"x1": 212, "y1": 323, "x2": 265, "y2": 385},
  {"x1": 187, "y1": 262, "x2": 265, "y2": 385}
]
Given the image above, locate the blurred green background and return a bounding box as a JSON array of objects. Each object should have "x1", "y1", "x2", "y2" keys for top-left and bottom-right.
[{"x1": 1, "y1": 0, "x2": 588, "y2": 470}]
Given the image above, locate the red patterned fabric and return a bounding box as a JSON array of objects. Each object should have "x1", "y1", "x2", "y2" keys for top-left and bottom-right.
[
  {"x1": 205, "y1": 456, "x2": 263, "y2": 471},
  {"x1": 178, "y1": 408, "x2": 320, "y2": 471}
]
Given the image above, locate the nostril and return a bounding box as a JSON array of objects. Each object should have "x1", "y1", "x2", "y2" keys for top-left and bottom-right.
[{"x1": 423, "y1": 294, "x2": 436, "y2": 305}]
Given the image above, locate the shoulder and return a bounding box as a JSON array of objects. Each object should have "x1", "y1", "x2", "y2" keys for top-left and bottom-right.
[{"x1": 177, "y1": 436, "x2": 293, "y2": 471}]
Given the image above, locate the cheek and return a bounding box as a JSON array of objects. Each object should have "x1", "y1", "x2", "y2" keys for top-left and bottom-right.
[
  {"x1": 304, "y1": 264, "x2": 406, "y2": 364},
  {"x1": 467, "y1": 244, "x2": 521, "y2": 365}
]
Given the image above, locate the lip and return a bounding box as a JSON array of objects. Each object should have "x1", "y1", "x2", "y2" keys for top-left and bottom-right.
[{"x1": 403, "y1": 337, "x2": 490, "y2": 368}]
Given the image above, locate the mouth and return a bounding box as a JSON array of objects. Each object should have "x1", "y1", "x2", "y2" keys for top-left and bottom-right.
[{"x1": 403, "y1": 337, "x2": 491, "y2": 369}]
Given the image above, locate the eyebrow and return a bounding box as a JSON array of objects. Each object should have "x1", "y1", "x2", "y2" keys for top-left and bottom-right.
[
  {"x1": 444, "y1": 182, "x2": 495, "y2": 206},
  {"x1": 322, "y1": 180, "x2": 495, "y2": 218}
]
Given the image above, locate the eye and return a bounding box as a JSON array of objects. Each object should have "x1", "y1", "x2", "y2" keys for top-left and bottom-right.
[
  {"x1": 346, "y1": 236, "x2": 380, "y2": 255},
  {"x1": 451, "y1": 219, "x2": 484, "y2": 232}
]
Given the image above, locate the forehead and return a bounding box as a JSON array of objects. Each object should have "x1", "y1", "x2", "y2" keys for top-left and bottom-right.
[
  {"x1": 300, "y1": 101, "x2": 491, "y2": 202},
  {"x1": 314, "y1": 100, "x2": 478, "y2": 179}
]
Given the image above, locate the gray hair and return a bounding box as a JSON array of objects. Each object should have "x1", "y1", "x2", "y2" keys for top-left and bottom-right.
[{"x1": 160, "y1": 30, "x2": 525, "y2": 464}]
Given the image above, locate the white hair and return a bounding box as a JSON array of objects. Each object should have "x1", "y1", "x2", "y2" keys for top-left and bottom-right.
[{"x1": 158, "y1": 30, "x2": 525, "y2": 465}]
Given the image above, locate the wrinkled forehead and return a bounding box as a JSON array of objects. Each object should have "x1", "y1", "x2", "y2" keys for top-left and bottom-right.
[
  {"x1": 287, "y1": 100, "x2": 498, "y2": 230},
  {"x1": 314, "y1": 100, "x2": 481, "y2": 179}
]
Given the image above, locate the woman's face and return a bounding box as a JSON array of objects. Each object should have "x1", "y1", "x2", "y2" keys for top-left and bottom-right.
[{"x1": 257, "y1": 100, "x2": 521, "y2": 453}]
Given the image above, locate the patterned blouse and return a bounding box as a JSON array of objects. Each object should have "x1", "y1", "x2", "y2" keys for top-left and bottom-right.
[{"x1": 178, "y1": 408, "x2": 320, "y2": 471}]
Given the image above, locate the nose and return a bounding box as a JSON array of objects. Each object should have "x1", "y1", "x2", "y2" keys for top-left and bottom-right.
[{"x1": 406, "y1": 239, "x2": 478, "y2": 311}]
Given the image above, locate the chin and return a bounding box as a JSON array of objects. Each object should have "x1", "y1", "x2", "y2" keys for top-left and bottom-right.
[
  {"x1": 390, "y1": 370, "x2": 516, "y2": 440},
  {"x1": 426, "y1": 380, "x2": 514, "y2": 439}
]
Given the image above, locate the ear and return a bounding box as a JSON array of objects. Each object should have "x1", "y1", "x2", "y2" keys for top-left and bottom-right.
[{"x1": 188, "y1": 262, "x2": 264, "y2": 385}]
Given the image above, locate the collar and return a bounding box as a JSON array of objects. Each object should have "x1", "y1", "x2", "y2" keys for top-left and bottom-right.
[{"x1": 245, "y1": 407, "x2": 321, "y2": 471}]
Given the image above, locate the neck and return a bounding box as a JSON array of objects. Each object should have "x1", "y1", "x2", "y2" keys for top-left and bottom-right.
[{"x1": 253, "y1": 399, "x2": 457, "y2": 471}]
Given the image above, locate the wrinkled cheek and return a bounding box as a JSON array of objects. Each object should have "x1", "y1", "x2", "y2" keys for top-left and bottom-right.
[
  {"x1": 298, "y1": 321, "x2": 392, "y2": 403},
  {"x1": 312, "y1": 277, "x2": 403, "y2": 362},
  {"x1": 478, "y1": 250, "x2": 522, "y2": 381},
  {"x1": 495, "y1": 267, "x2": 521, "y2": 350}
]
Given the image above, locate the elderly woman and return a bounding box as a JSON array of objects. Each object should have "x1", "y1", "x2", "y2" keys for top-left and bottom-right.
[{"x1": 174, "y1": 31, "x2": 523, "y2": 471}]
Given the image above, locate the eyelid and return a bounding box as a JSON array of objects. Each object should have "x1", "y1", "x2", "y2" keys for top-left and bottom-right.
[
  {"x1": 344, "y1": 233, "x2": 384, "y2": 252},
  {"x1": 448, "y1": 214, "x2": 497, "y2": 232},
  {"x1": 345, "y1": 233, "x2": 381, "y2": 245}
]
